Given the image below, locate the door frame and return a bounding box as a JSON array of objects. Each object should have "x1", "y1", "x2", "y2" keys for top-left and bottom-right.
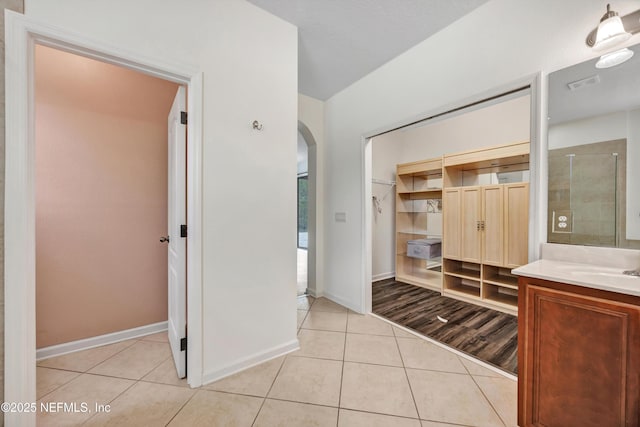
[{"x1": 4, "y1": 10, "x2": 204, "y2": 419}]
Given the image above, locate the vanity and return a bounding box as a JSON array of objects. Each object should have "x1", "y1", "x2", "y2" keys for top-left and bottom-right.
[{"x1": 513, "y1": 243, "x2": 640, "y2": 427}]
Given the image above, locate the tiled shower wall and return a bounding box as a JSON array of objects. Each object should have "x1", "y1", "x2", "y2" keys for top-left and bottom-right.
[
  {"x1": 548, "y1": 139, "x2": 640, "y2": 250},
  {"x1": 2, "y1": 3, "x2": 26, "y2": 421}
]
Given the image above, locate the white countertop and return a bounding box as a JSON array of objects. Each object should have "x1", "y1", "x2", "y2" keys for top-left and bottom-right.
[{"x1": 512, "y1": 243, "x2": 640, "y2": 297}]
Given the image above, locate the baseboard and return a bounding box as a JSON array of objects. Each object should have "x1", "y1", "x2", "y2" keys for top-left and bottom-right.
[
  {"x1": 305, "y1": 288, "x2": 321, "y2": 298},
  {"x1": 36, "y1": 321, "x2": 168, "y2": 361},
  {"x1": 322, "y1": 291, "x2": 362, "y2": 313},
  {"x1": 372, "y1": 272, "x2": 395, "y2": 282},
  {"x1": 201, "y1": 339, "x2": 299, "y2": 386}
]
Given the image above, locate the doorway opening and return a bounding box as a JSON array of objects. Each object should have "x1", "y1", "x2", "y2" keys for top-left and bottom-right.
[
  {"x1": 365, "y1": 82, "x2": 540, "y2": 376},
  {"x1": 33, "y1": 43, "x2": 189, "y2": 405},
  {"x1": 4, "y1": 13, "x2": 204, "y2": 415},
  {"x1": 297, "y1": 132, "x2": 309, "y2": 295},
  {"x1": 297, "y1": 122, "x2": 318, "y2": 298}
]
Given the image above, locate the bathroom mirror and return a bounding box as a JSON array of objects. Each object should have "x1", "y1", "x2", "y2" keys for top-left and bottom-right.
[{"x1": 547, "y1": 42, "x2": 640, "y2": 249}]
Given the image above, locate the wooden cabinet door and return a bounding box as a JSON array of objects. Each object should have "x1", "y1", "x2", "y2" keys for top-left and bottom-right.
[
  {"x1": 481, "y1": 185, "x2": 503, "y2": 266},
  {"x1": 519, "y1": 280, "x2": 640, "y2": 427},
  {"x1": 461, "y1": 187, "x2": 481, "y2": 262},
  {"x1": 442, "y1": 188, "x2": 461, "y2": 259},
  {"x1": 504, "y1": 183, "x2": 528, "y2": 267}
]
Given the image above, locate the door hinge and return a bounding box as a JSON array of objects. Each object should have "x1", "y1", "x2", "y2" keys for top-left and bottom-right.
[
  {"x1": 180, "y1": 111, "x2": 188, "y2": 125},
  {"x1": 180, "y1": 337, "x2": 187, "y2": 351},
  {"x1": 180, "y1": 224, "x2": 187, "y2": 238}
]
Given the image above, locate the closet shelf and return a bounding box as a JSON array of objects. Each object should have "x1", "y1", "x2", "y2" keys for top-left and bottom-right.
[
  {"x1": 483, "y1": 274, "x2": 519, "y2": 289},
  {"x1": 397, "y1": 230, "x2": 441, "y2": 236},
  {"x1": 397, "y1": 189, "x2": 442, "y2": 197},
  {"x1": 444, "y1": 267, "x2": 481, "y2": 280}
]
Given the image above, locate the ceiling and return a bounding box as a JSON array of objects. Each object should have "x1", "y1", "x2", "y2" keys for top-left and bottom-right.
[
  {"x1": 548, "y1": 43, "x2": 640, "y2": 125},
  {"x1": 246, "y1": 0, "x2": 489, "y2": 100}
]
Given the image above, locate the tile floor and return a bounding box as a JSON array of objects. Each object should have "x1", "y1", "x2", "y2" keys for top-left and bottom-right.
[{"x1": 36, "y1": 296, "x2": 516, "y2": 426}]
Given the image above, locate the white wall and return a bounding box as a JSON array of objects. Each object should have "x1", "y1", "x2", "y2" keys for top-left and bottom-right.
[
  {"x1": 25, "y1": 0, "x2": 298, "y2": 383},
  {"x1": 371, "y1": 95, "x2": 530, "y2": 279},
  {"x1": 322, "y1": 0, "x2": 640, "y2": 312},
  {"x1": 549, "y1": 111, "x2": 627, "y2": 149}
]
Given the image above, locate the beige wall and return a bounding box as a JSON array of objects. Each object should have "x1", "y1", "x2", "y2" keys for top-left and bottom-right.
[
  {"x1": 1, "y1": 0, "x2": 25, "y2": 417},
  {"x1": 35, "y1": 45, "x2": 179, "y2": 347}
]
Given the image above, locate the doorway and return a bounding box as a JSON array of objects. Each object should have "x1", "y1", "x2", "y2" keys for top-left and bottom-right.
[
  {"x1": 297, "y1": 131, "x2": 309, "y2": 295},
  {"x1": 34, "y1": 43, "x2": 179, "y2": 351},
  {"x1": 297, "y1": 122, "x2": 318, "y2": 298},
  {"x1": 365, "y1": 84, "x2": 539, "y2": 375},
  {"x1": 4, "y1": 15, "x2": 204, "y2": 416}
]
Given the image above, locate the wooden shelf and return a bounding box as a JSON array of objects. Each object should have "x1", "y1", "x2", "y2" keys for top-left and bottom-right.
[
  {"x1": 443, "y1": 141, "x2": 529, "y2": 169},
  {"x1": 398, "y1": 188, "x2": 442, "y2": 194},
  {"x1": 443, "y1": 259, "x2": 481, "y2": 280},
  {"x1": 397, "y1": 230, "x2": 441, "y2": 236},
  {"x1": 396, "y1": 271, "x2": 442, "y2": 292},
  {"x1": 483, "y1": 265, "x2": 519, "y2": 289},
  {"x1": 396, "y1": 157, "x2": 444, "y2": 294},
  {"x1": 443, "y1": 275, "x2": 481, "y2": 298},
  {"x1": 483, "y1": 283, "x2": 518, "y2": 307}
]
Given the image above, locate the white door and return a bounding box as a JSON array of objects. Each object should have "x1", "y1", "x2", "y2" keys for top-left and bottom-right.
[{"x1": 167, "y1": 86, "x2": 187, "y2": 378}]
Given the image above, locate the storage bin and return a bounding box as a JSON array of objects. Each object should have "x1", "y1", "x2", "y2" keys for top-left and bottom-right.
[{"x1": 407, "y1": 238, "x2": 441, "y2": 260}]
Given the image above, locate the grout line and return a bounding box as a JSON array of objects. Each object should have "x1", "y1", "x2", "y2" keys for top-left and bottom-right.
[
  {"x1": 250, "y1": 354, "x2": 287, "y2": 426},
  {"x1": 393, "y1": 329, "x2": 421, "y2": 420},
  {"x1": 34, "y1": 368, "x2": 81, "y2": 402},
  {"x1": 336, "y1": 310, "x2": 349, "y2": 427},
  {"x1": 164, "y1": 387, "x2": 199, "y2": 426},
  {"x1": 79, "y1": 338, "x2": 141, "y2": 373},
  {"x1": 81, "y1": 373, "x2": 139, "y2": 424},
  {"x1": 462, "y1": 361, "x2": 509, "y2": 427}
]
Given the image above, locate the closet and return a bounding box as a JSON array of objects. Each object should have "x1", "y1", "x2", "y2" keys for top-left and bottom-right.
[
  {"x1": 442, "y1": 141, "x2": 529, "y2": 314},
  {"x1": 395, "y1": 141, "x2": 529, "y2": 314},
  {"x1": 395, "y1": 158, "x2": 443, "y2": 291}
]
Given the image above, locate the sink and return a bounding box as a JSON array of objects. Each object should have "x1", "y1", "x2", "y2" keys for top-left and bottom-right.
[
  {"x1": 553, "y1": 263, "x2": 625, "y2": 275},
  {"x1": 571, "y1": 271, "x2": 639, "y2": 280}
]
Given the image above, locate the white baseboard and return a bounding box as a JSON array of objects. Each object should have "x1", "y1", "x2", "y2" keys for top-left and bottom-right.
[
  {"x1": 322, "y1": 291, "x2": 362, "y2": 313},
  {"x1": 305, "y1": 288, "x2": 321, "y2": 298},
  {"x1": 36, "y1": 321, "x2": 168, "y2": 361},
  {"x1": 372, "y1": 272, "x2": 395, "y2": 282},
  {"x1": 201, "y1": 339, "x2": 299, "y2": 386}
]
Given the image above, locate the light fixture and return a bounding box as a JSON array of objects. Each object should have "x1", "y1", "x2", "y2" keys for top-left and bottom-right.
[
  {"x1": 595, "y1": 47, "x2": 634, "y2": 68},
  {"x1": 593, "y1": 4, "x2": 631, "y2": 51}
]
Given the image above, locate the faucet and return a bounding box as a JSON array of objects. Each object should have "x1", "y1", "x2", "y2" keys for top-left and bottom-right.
[{"x1": 622, "y1": 269, "x2": 640, "y2": 277}]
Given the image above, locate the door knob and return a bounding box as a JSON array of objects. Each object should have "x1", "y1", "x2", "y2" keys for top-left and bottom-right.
[{"x1": 160, "y1": 236, "x2": 170, "y2": 243}]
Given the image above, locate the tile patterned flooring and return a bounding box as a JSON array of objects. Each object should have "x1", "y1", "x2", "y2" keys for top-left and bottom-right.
[{"x1": 36, "y1": 297, "x2": 516, "y2": 426}]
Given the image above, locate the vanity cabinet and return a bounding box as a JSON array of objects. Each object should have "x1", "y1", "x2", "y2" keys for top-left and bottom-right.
[{"x1": 518, "y1": 277, "x2": 640, "y2": 427}]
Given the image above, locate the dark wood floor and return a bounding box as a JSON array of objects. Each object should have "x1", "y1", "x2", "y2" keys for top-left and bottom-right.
[{"x1": 372, "y1": 279, "x2": 518, "y2": 375}]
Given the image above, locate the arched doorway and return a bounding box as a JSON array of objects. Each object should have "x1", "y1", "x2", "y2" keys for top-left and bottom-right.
[{"x1": 297, "y1": 121, "x2": 317, "y2": 296}]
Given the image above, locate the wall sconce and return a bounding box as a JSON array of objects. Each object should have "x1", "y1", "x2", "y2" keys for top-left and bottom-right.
[
  {"x1": 585, "y1": 4, "x2": 640, "y2": 68},
  {"x1": 592, "y1": 4, "x2": 631, "y2": 51}
]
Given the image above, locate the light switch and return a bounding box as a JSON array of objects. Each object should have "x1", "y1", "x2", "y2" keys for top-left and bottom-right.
[{"x1": 335, "y1": 212, "x2": 347, "y2": 223}]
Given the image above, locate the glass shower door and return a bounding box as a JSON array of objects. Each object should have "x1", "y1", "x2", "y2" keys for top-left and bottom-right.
[{"x1": 549, "y1": 152, "x2": 618, "y2": 247}]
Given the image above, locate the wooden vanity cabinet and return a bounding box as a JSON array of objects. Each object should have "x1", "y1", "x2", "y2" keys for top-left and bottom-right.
[{"x1": 518, "y1": 277, "x2": 640, "y2": 427}]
